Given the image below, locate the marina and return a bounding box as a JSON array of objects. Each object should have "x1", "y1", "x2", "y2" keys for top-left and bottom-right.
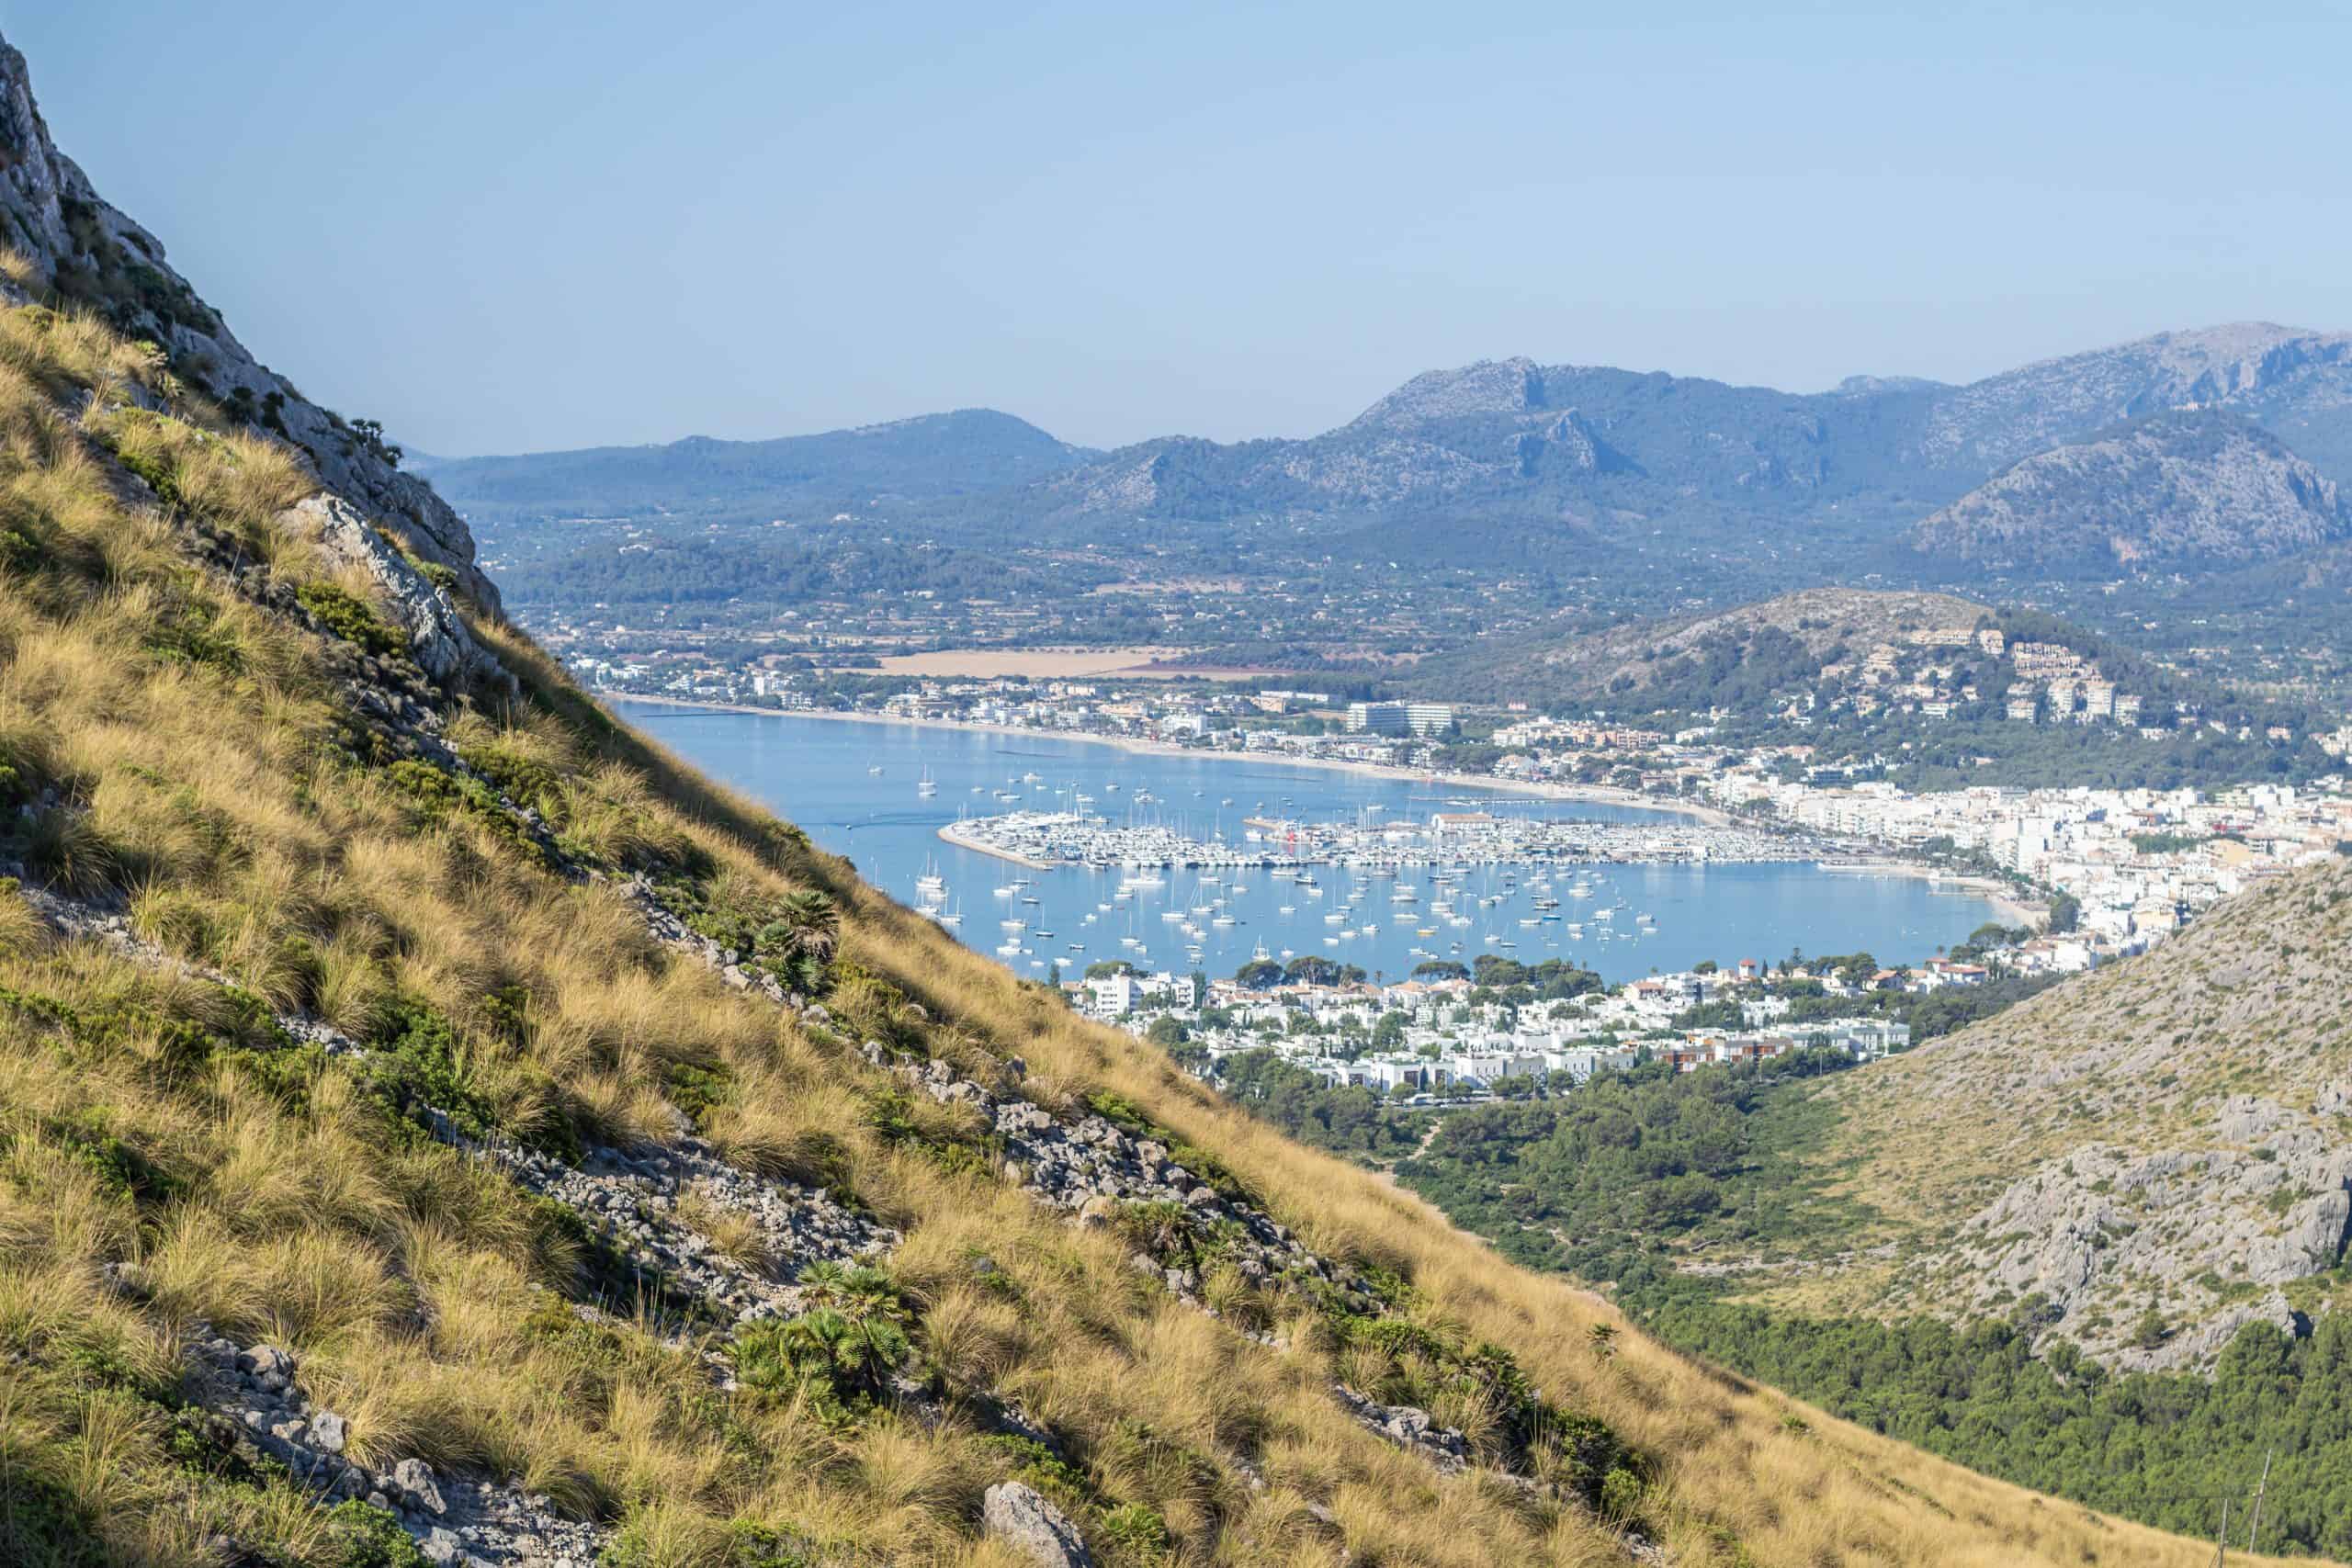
[
  {"x1": 613, "y1": 703, "x2": 2007, "y2": 985},
  {"x1": 937, "y1": 807, "x2": 1822, "y2": 871}
]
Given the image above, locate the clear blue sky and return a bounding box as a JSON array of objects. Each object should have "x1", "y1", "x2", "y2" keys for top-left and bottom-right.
[{"x1": 8, "y1": 2, "x2": 2347, "y2": 455}]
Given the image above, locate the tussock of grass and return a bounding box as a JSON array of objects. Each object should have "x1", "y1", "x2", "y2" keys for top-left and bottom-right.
[{"x1": 0, "y1": 297, "x2": 2320, "y2": 1567}]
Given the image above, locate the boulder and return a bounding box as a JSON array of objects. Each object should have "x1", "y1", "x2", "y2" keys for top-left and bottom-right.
[
  {"x1": 391, "y1": 1457, "x2": 447, "y2": 1517},
  {"x1": 982, "y1": 1482, "x2": 1093, "y2": 1568}
]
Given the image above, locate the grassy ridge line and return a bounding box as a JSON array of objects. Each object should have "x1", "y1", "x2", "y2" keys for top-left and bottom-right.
[{"x1": 0, "y1": 288, "x2": 2319, "y2": 1563}]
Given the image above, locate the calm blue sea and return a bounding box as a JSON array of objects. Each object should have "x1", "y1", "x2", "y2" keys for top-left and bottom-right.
[{"x1": 616, "y1": 703, "x2": 2003, "y2": 986}]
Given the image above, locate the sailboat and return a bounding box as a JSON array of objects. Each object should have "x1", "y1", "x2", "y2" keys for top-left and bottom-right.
[{"x1": 916, "y1": 764, "x2": 937, "y2": 797}]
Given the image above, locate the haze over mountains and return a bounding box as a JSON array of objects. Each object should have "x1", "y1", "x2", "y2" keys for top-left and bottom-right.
[{"x1": 420, "y1": 321, "x2": 2352, "y2": 582}]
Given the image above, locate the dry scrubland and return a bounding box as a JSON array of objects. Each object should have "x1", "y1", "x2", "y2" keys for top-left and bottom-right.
[
  {"x1": 1513, "y1": 588, "x2": 1991, "y2": 701},
  {"x1": 0, "y1": 296, "x2": 2326, "y2": 1568},
  {"x1": 1784, "y1": 854, "x2": 2352, "y2": 1361}
]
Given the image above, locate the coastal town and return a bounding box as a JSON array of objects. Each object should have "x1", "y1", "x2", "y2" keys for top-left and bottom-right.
[{"x1": 1068, "y1": 939, "x2": 2014, "y2": 1110}]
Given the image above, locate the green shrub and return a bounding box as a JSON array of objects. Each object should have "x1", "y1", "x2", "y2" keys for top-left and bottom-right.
[
  {"x1": 297, "y1": 581, "x2": 409, "y2": 660},
  {"x1": 323, "y1": 1499, "x2": 431, "y2": 1568}
]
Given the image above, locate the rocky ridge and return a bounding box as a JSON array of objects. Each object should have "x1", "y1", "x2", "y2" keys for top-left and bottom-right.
[
  {"x1": 1794, "y1": 852, "x2": 2352, "y2": 1370},
  {"x1": 0, "y1": 35, "x2": 499, "y2": 615},
  {"x1": 1917, "y1": 322, "x2": 2352, "y2": 473},
  {"x1": 1912, "y1": 408, "x2": 2349, "y2": 568}
]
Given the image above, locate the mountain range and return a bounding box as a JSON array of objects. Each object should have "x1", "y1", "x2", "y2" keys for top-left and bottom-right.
[
  {"x1": 411, "y1": 408, "x2": 1092, "y2": 526},
  {"x1": 421, "y1": 323, "x2": 2352, "y2": 584}
]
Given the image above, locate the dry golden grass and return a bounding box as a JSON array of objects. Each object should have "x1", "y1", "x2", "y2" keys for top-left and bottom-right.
[{"x1": 0, "y1": 299, "x2": 2325, "y2": 1566}]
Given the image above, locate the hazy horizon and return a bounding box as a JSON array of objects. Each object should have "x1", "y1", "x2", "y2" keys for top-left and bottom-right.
[{"x1": 14, "y1": 2, "x2": 2352, "y2": 457}]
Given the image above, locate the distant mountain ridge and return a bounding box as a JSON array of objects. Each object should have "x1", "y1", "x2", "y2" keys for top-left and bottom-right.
[
  {"x1": 1914, "y1": 408, "x2": 2349, "y2": 568},
  {"x1": 1915, "y1": 321, "x2": 2352, "y2": 474},
  {"x1": 410, "y1": 408, "x2": 1091, "y2": 524},
  {"x1": 424, "y1": 322, "x2": 2352, "y2": 595}
]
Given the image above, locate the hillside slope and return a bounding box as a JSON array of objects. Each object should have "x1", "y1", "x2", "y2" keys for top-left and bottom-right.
[
  {"x1": 1914, "y1": 409, "x2": 2348, "y2": 569},
  {"x1": 1776, "y1": 852, "x2": 2352, "y2": 1373},
  {"x1": 1405, "y1": 586, "x2": 1990, "y2": 704},
  {"x1": 0, "y1": 31, "x2": 2325, "y2": 1568}
]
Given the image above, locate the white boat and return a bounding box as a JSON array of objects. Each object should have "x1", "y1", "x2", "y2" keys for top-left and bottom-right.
[{"x1": 916, "y1": 766, "x2": 936, "y2": 797}]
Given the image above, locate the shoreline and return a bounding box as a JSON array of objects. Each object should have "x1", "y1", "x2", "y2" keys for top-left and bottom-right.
[
  {"x1": 1815, "y1": 860, "x2": 2039, "y2": 927},
  {"x1": 602, "y1": 693, "x2": 1727, "y2": 824}
]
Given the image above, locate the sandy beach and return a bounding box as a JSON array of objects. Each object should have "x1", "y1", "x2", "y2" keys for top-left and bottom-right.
[{"x1": 1815, "y1": 860, "x2": 2040, "y2": 927}]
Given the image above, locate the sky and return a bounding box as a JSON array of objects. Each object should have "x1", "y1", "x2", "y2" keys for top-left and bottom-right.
[{"x1": 8, "y1": 2, "x2": 2350, "y2": 456}]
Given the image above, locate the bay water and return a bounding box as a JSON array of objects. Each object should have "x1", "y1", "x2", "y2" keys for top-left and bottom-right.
[{"x1": 616, "y1": 703, "x2": 2004, "y2": 986}]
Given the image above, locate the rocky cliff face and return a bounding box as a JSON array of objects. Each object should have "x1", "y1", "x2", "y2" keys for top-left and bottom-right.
[
  {"x1": 1911, "y1": 409, "x2": 2347, "y2": 568},
  {"x1": 0, "y1": 35, "x2": 497, "y2": 616}
]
